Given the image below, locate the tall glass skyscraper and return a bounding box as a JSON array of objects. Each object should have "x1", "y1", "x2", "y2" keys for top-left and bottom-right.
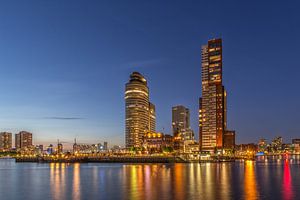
[
  {"x1": 199, "y1": 38, "x2": 227, "y2": 153},
  {"x1": 125, "y1": 72, "x2": 156, "y2": 148}
]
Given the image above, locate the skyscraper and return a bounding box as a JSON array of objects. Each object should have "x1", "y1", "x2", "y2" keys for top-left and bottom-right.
[
  {"x1": 199, "y1": 38, "x2": 227, "y2": 153},
  {"x1": 172, "y1": 105, "x2": 194, "y2": 140},
  {"x1": 15, "y1": 131, "x2": 33, "y2": 150},
  {"x1": 0, "y1": 132, "x2": 12, "y2": 151},
  {"x1": 125, "y1": 72, "x2": 156, "y2": 148}
]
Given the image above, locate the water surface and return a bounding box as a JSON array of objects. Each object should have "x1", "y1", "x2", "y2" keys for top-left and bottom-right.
[{"x1": 0, "y1": 157, "x2": 299, "y2": 200}]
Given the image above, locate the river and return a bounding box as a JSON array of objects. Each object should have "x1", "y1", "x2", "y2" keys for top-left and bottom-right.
[{"x1": 0, "y1": 156, "x2": 299, "y2": 200}]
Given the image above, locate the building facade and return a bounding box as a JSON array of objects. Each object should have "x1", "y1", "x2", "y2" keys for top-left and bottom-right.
[
  {"x1": 223, "y1": 130, "x2": 236, "y2": 150},
  {"x1": 0, "y1": 132, "x2": 12, "y2": 151},
  {"x1": 199, "y1": 38, "x2": 227, "y2": 153},
  {"x1": 15, "y1": 131, "x2": 33, "y2": 150},
  {"x1": 125, "y1": 72, "x2": 156, "y2": 148},
  {"x1": 143, "y1": 132, "x2": 174, "y2": 153}
]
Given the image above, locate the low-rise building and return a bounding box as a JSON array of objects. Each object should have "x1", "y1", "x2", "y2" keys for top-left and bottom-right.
[
  {"x1": 73, "y1": 143, "x2": 98, "y2": 154},
  {"x1": 143, "y1": 132, "x2": 174, "y2": 153}
]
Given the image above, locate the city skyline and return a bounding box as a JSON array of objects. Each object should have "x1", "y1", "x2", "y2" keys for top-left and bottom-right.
[{"x1": 0, "y1": 1, "x2": 300, "y2": 146}]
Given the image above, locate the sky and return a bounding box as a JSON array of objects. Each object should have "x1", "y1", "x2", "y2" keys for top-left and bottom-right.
[{"x1": 0, "y1": 0, "x2": 299, "y2": 147}]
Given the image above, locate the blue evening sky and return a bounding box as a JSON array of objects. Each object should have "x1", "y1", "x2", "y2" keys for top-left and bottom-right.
[{"x1": 0, "y1": 0, "x2": 299, "y2": 147}]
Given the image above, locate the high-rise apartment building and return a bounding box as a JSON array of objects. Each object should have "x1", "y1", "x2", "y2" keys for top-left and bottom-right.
[
  {"x1": 199, "y1": 38, "x2": 227, "y2": 153},
  {"x1": 172, "y1": 105, "x2": 194, "y2": 140},
  {"x1": 0, "y1": 132, "x2": 12, "y2": 151},
  {"x1": 125, "y1": 72, "x2": 156, "y2": 148},
  {"x1": 15, "y1": 131, "x2": 33, "y2": 150}
]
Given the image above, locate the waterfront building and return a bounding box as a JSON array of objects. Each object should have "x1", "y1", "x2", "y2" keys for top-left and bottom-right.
[
  {"x1": 223, "y1": 130, "x2": 235, "y2": 150},
  {"x1": 184, "y1": 140, "x2": 200, "y2": 160},
  {"x1": 125, "y1": 72, "x2": 156, "y2": 148},
  {"x1": 0, "y1": 132, "x2": 12, "y2": 151},
  {"x1": 15, "y1": 131, "x2": 33, "y2": 150},
  {"x1": 235, "y1": 143, "x2": 258, "y2": 156},
  {"x1": 143, "y1": 132, "x2": 174, "y2": 153},
  {"x1": 199, "y1": 38, "x2": 235, "y2": 154},
  {"x1": 172, "y1": 105, "x2": 194, "y2": 141},
  {"x1": 174, "y1": 136, "x2": 184, "y2": 152}
]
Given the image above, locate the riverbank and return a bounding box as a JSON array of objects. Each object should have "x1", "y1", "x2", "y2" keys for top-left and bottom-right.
[
  {"x1": 15, "y1": 156, "x2": 189, "y2": 163},
  {"x1": 15, "y1": 155, "x2": 246, "y2": 163}
]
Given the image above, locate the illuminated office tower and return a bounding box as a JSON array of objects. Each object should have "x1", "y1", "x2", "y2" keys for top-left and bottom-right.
[
  {"x1": 15, "y1": 131, "x2": 33, "y2": 150},
  {"x1": 199, "y1": 38, "x2": 227, "y2": 153},
  {"x1": 125, "y1": 72, "x2": 156, "y2": 148},
  {"x1": 0, "y1": 132, "x2": 12, "y2": 151},
  {"x1": 172, "y1": 105, "x2": 194, "y2": 140}
]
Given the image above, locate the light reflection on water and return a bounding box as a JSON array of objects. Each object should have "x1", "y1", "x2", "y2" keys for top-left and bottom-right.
[
  {"x1": 283, "y1": 159, "x2": 293, "y2": 200},
  {"x1": 244, "y1": 161, "x2": 258, "y2": 200},
  {"x1": 0, "y1": 158, "x2": 300, "y2": 200}
]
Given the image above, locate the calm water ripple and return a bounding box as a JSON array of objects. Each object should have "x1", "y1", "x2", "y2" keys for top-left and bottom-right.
[{"x1": 0, "y1": 157, "x2": 299, "y2": 200}]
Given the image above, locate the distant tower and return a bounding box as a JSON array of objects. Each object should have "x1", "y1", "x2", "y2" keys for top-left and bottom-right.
[
  {"x1": 103, "y1": 142, "x2": 108, "y2": 151},
  {"x1": 57, "y1": 140, "x2": 63, "y2": 154},
  {"x1": 73, "y1": 138, "x2": 78, "y2": 153},
  {"x1": 125, "y1": 72, "x2": 155, "y2": 148},
  {"x1": 172, "y1": 105, "x2": 194, "y2": 140}
]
